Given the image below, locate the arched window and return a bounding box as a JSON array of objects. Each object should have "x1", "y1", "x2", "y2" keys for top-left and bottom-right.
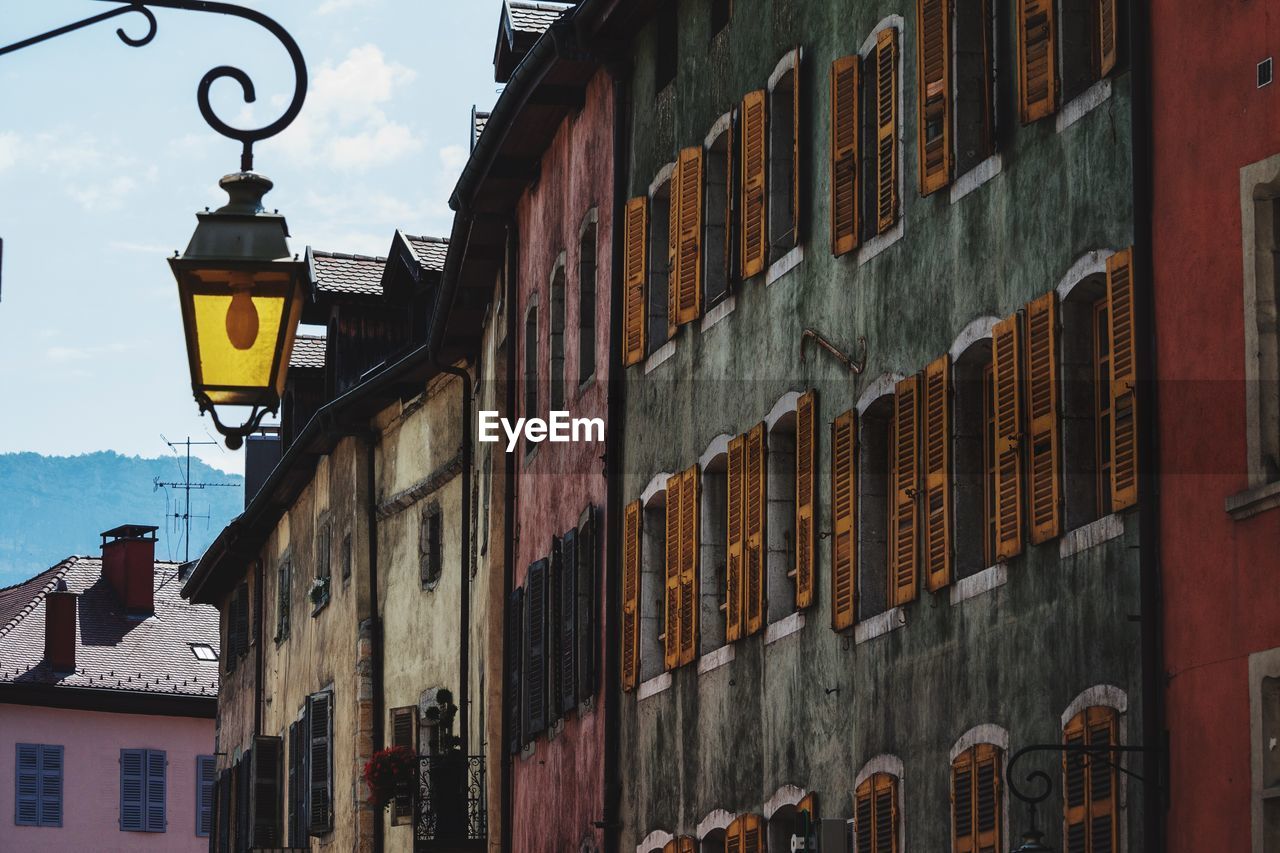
[
  {"x1": 1060, "y1": 268, "x2": 1111, "y2": 528},
  {"x1": 1243, "y1": 170, "x2": 1280, "y2": 496},
  {"x1": 549, "y1": 257, "x2": 567, "y2": 411},
  {"x1": 1062, "y1": 706, "x2": 1121, "y2": 853},
  {"x1": 950, "y1": 743, "x2": 1003, "y2": 852},
  {"x1": 768, "y1": 49, "x2": 802, "y2": 261},
  {"x1": 524, "y1": 300, "x2": 539, "y2": 426},
  {"x1": 578, "y1": 212, "x2": 598, "y2": 385},
  {"x1": 854, "y1": 772, "x2": 900, "y2": 852},
  {"x1": 725, "y1": 814, "x2": 764, "y2": 852},
  {"x1": 648, "y1": 166, "x2": 676, "y2": 357},
  {"x1": 951, "y1": 321, "x2": 998, "y2": 577},
  {"x1": 699, "y1": 440, "x2": 730, "y2": 653},
  {"x1": 857, "y1": 385, "x2": 895, "y2": 618},
  {"x1": 639, "y1": 479, "x2": 670, "y2": 683},
  {"x1": 661, "y1": 839, "x2": 695, "y2": 853},
  {"x1": 766, "y1": 407, "x2": 797, "y2": 624},
  {"x1": 703, "y1": 116, "x2": 734, "y2": 308}
]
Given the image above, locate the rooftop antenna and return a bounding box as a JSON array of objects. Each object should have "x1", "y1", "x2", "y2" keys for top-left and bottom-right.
[{"x1": 155, "y1": 436, "x2": 237, "y2": 563}]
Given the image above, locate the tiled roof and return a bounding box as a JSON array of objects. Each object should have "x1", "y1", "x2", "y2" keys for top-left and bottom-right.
[
  {"x1": 402, "y1": 234, "x2": 449, "y2": 273},
  {"x1": 508, "y1": 1, "x2": 574, "y2": 35},
  {"x1": 290, "y1": 335, "x2": 326, "y2": 370},
  {"x1": 0, "y1": 556, "x2": 220, "y2": 699},
  {"x1": 311, "y1": 250, "x2": 388, "y2": 297}
]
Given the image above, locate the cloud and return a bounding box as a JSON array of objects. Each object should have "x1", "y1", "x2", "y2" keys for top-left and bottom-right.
[
  {"x1": 108, "y1": 240, "x2": 174, "y2": 255},
  {"x1": 45, "y1": 342, "x2": 138, "y2": 364},
  {"x1": 0, "y1": 133, "x2": 18, "y2": 172},
  {"x1": 67, "y1": 175, "x2": 139, "y2": 212},
  {"x1": 317, "y1": 0, "x2": 375, "y2": 14}
]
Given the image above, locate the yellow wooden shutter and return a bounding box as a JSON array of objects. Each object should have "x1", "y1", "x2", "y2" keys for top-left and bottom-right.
[
  {"x1": 795, "y1": 390, "x2": 817, "y2": 609},
  {"x1": 622, "y1": 197, "x2": 648, "y2": 366},
  {"x1": 1063, "y1": 712, "x2": 1088, "y2": 853},
  {"x1": 745, "y1": 422, "x2": 767, "y2": 635},
  {"x1": 742, "y1": 814, "x2": 763, "y2": 853},
  {"x1": 1025, "y1": 292, "x2": 1062, "y2": 543},
  {"x1": 874, "y1": 28, "x2": 900, "y2": 235},
  {"x1": 678, "y1": 464, "x2": 700, "y2": 666},
  {"x1": 854, "y1": 779, "x2": 873, "y2": 852},
  {"x1": 923, "y1": 355, "x2": 952, "y2": 591},
  {"x1": 675, "y1": 146, "x2": 704, "y2": 326},
  {"x1": 741, "y1": 89, "x2": 768, "y2": 278},
  {"x1": 1098, "y1": 0, "x2": 1118, "y2": 77},
  {"x1": 621, "y1": 500, "x2": 642, "y2": 691},
  {"x1": 664, "y1": 473, "x2": 682, "y2": 671},
  {"x1": 831, "y1": 410, "x2": 858, "y2": 630},
  {"x1": 726, "y1": 817, "x2": 743, "y2": 853},
  {"x1": 680, "y1": 838, "x2": 696, "y2": 853},
  {"x1": 1108, "y1": 248, "x2": 1138, "y2": 511},
  {"x1": 726, "y1": 433, "x2": 746, "y2": 642},
  {"x1": 830, "y1": 56, "x2": 861, "y2": 257},
  {"x1": 916, "y1": 0, "x2": 952, "y2": 195},
  {"x1": 664, "y1": 842, "x2": 677, "y2": 853},
  {"x1": 1017, "y1": 0, "x2": 1059, "y2": 123},
  {"x1": 876, "y1": 773, "x2": 900, "y2": 853},
  {"x1": 992, "y1": 314, "x2": 1024, "y2": 560},
  {"x1": 890, "y1": 375, "x2": 920, "y2": 607},
  {"x1": 1086, "y1": 707, "x2": 1119, "y2": 853},
  {"x1": 974, "y1": 743, "x2": 1002, "y2": 853},
  {"x1": 952, "y1": 748, "x2": 976, "y2": 853}
]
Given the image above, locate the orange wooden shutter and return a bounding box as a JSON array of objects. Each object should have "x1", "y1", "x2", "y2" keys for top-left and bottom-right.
[
  {"x1": 622, "y1": 197, "x2": 648, "y2": 366},
  {"x1": 1098, "y1": 0, "x2": 1118, "y2": 77},
  {"x1": 664, "y1": 473, "x2": 682, "y2": 671},
  {"x1": 874, "y1": 28, "x2": 900, "y2": 235},
  {"x1": 675, "y1": 146, "x2": 704, "y2": 326},
  {"x1": 680, "y1": 838, "x2": 696, "y2": 853},
  {"x1": 854, "y1": 779, "x2": 873, "y2": 852},
  {"x1": 1108, "y1": 248, "x2": 1138, "y2": 511},
  {"x1": 741, "y1": 90, "x2": 768, "y2": 278},
  {"x1": 992, "y1": 314, "x2": 1024, "y2": 560},
  {"x1": 1063, "y1": 712, "x2": 1089, "y2": 853},
  {"x1": 916, "y1": 0, "x2": 952, "y2": 195},
  {"x1": 1017, "y1": 0, "x2": 1059, "y2": 123},
  {"x1": 830, "y1": 56, "x2": 861, "y2": 256},
  {"x1": 742, "y1": 814, "x2": 763, "y2": 853},
  {"x1": 1025, "y1": 292, "x2": 1062, "y2": 543},
  {"x1": 795, "y1": 390, "x2": 817, "y2": 609},
  {"x1": 831, "y1": 410, "x2": 858, "y2": 630},
  {"x1": 621, "y1": 500, "x2": 642, "y2": 691},
  {"x1": 876, "y1": 773, "x2": 900, "y2": 853},
  {"x1": 744, "y1": 422, "x2": 767, "y2": 635},
  {"x1": 1086, "y1": 707, "x2": 1119, "y2": 853},
  {"x1": 974, "y1": 744, "x2": 1002, "y2": 853},
  {"x1": 890, "y1": 375, "x2": 920, "y2": 607},
  {"x1": 798, "y1": 792, "x2": 819, "y2": 842},
  {"x1": 922, "y1": 355, "x2": 952, "y2": 591},
  {"x1": 678, "y1": 465, "x2": 700, "y2": 666},
  {"x1": 952, "y1": 748, "x2": 976, "y2": 853},
  {"x1": 726, "y1": 433, "x2": 746, "y2": 642},
  {"x1": 726, "y1": 817, "x2": 743, "y2": 853},
  {"x1": 663, "y1": 842, "x2": 677, "y2": 853}
]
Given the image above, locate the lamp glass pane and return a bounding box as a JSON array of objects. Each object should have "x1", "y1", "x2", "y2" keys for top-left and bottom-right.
[{"x1": 192, "y1": 290, "x2": 286, "y2": 393}]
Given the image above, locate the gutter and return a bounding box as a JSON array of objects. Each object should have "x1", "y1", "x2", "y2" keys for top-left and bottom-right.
[
  {"x1": 367, "y1": 431, "x2": 384, "y2": 853},
  {"x1": 500, "y1": 218, "x2": 519, "y2": 853},
  {"x1": 0, "y1": 683, "x2": 217, "y2": 718}
]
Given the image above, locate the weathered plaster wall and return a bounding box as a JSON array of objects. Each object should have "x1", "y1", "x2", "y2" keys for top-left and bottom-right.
[
  {"x1": 619, "y1": 0, "x2": 1142, "y2": 850},
  {"x1": 512, "y1": 67, "x2": 616, "y2": 853}
]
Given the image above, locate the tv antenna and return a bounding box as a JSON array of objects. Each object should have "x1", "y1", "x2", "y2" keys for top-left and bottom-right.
[{"x1": 155, "y1": 436, "x2": 238, "y2": 563}]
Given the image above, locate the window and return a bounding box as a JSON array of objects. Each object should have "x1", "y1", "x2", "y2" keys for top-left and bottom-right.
[
  {"x1": 953, "y1": 0, "x2": 996, "y2": 174},
  {"x1": 917, "y1": 0, "x2": 995, "y2": 193},
  {"x1": 710, "y1": 0, "x2": 731, "y2": 35},
  {"x1": 549, "y1": 259, "x2": 566, "y2": 411},
  {"x1": 341, "y1": 532, "x2": 352, "y2": 583},
  {"x1": 389, "y1": 707, "x2": 418, "y2": 825},
  {"x1": 306, "y1": 692, "x2": 333, "y2": 835},
  {"x1": 663, "y1": 465, "x2": 700, "y2": 669},
  {"x1": 522, "y1": 559, "x2": 549, "y2": 738},
  {"x1": 983, "y1": 362, "x2": 998, "y2": 565},
  {"x1": 863, "y1": 27, "x2": 901, "y2": 240},
  {"x1": 699, "y1": 449, "x2": 729, "y2": 653},
  {"x1": 640, "y1": 489, "x2": 668, "y2": 681},
  {"x1": 726, "y1": 814, "x2": 764, "y2": 851},
  {"x1": 119, "y1": 748, "x2": 166, "y2": 833},
  {"x1": 854, "y1": 773, "x2": 899, "y2": 852},
  {"x1": 196, "y1": 755, "x2": 215, "y2": 837},
  {"x1": 1063, "y1": 707, "x2": 1119, "y2": 853},
  {"x1": 951, "y1": 744, "x2": 1002, "y2": 852},
  {"x1": 704, "y1": 118, "x2": 734, "y2": 307},
  {"x1": 648, "y1": 171, "x2": 674, "y2": 356},
  {"x1": 768, "y1": 50, "x2": 801, "y2": 260},
  {"x1": 952, "y1": 336, "x2": 993, "y2": 576},
  {"x1": 420, "y1": 505, "x2": 443, "y2": 588},
  {"x1": 655, "y1": 0, "x2": 677, "y2": 93},
  {"x1": 1246, "y1": 186, "x2": 1280, "y2": 492},
  {"x1": 575, "y1": 506, "x2": 598, "y2": 703},
  {"x1": 287, "y1": 718, "x2": 306, "y2": 846},
  {"x1": 857, "y1": 394, "x2": 893, "y2": 619},
  {"x1": 313, "y1": 519, "x2": 331, "y2": 612},
  {"x1": 226, "y1": 581, "x2": 249, "y2": 669},
  {"x1": 767, "y1": 795, "x2": 817, "y2": 851},
  {"x1": 250, "y1": 736, "x2": 283, "y2": 846},
  {"x1": 191, "y1": 643, "x2": 218, "y2": 661},
  {"x1": 663, "y1": 837, "x2": 697, "y2": 853},
  {"x1": 524, "y1": 302, "x2": 539, "y2": 425},
  {"x1": 15, "y1": 744, "x2": 62, "y2": 828},
  {"x1": 766, "y1": 412, "x2": 797, "y2": 624},
  {"x1": 1018, "y1": 0, "x2": 1117, "y2": 123},
  {"x1": 506, "y1": 586, "x2": 525, "y2": 752},
  {"x1": 578, "y1": 215, "x2": 598, "y2": 385},
  {"x1": 1060, "y1": 274, "x2": 1110, "y2": 528},
  {"x1": 275, "y1": 558, "x2": 291, "y2": 642}
]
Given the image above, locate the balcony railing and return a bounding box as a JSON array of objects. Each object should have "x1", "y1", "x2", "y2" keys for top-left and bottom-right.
[{"x1": 414, "y1": 753, "x2": 487, "y2": 852}]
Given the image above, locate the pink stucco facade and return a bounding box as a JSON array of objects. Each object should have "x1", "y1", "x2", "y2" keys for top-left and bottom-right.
[{"x1": 0, "y1": 704, "x2": 215, "y2": 852}]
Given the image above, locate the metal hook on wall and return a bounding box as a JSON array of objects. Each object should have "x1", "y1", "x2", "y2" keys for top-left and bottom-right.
[{"x1": 800, "y1": 328, "x2": 868, "y2": 375}]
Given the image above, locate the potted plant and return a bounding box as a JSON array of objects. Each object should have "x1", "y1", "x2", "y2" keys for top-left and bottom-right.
[
  {"x1": 309, "y1": 576, "x2": 330, "y2": 611},
  {"x1": 363, "y1": 745, "x2": 417, "y2": 810}
]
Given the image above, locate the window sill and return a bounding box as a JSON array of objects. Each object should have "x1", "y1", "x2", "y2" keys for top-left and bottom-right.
[
  {"x1": 854, "y1": 607, "x2": 906, "y2": 644},
  {"x1": 765, "y1": 245, "x2": 804, "y2": 286},
  {"x1": 700, "y1": 294, "x2": 736, "y2": 333},
  {"x1": 1227, "y1": 480, "x2": 1280, "y2": 520},
  {"x1": 949, "y1": 154, "x2": 1003, "y2": 204},
  {"x1": 697, "y1": 643, "x2": 735, "y2": 675},
  {"x1": 949, "y1": 563, "x2": 1008, "y2": 606},
  {"x1": 311, "y1": 596, "x2": 329, "y2": 617},
  {"x1": 857, "y1": 220, "x2": 904, "y2": 266},
  {"x1": 764, "y1": 610, "x2": 805, "y2": 644},
  {"x1": 643, "y1": 340, "x2": 676, "y2": 375},
  {"x1": 637, "y1": 671, "x2": 672, "y2": 701},
  {"x1": 1056, "y1": 78, "x2": 1112, "y2": 133},
  {"x1": 1059, "y1": 513, "x2": 1125, "y2": 558}
]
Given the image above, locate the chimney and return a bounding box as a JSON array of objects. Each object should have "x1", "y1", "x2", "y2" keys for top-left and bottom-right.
[
  {"x1": 44, "y1": 579, "x2": 76, "y2": 672},
  {"x1": 101, "y1": 525, "x2": 159, "y2": 614}
]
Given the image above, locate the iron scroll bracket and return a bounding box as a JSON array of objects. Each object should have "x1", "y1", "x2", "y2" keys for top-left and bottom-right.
[{"x1": 800, "y1": 328, "x2": 867, "y2": 375}]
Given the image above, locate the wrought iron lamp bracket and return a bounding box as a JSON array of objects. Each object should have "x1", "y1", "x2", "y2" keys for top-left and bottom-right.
[{"x1": 196, "y1": 394, "x2": 273, "y2": 451}]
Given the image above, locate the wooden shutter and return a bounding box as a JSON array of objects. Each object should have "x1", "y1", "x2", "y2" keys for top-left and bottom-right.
[
  {"x1": 992, "y1": 314, "x2": 1025, "y2": 560},
  {"x1": 890, "y1": 375, "x2": 920, "y2": 607},
  {"x1": 197, "y1": 755, "x2": 216, "y2": 837},
  {"x1": 1063, "y1": 712, "x2": 1089, "y2": 853},
  {"x1": 743, "y1": 813, "x2": 763, "y2": 853},
  {"x1": 251, "y1": 736, "x2": 282, "y2": 846},
  {"x1": 798, "y1": 792, "x2": 819, "y2": 842},
  {"x1": 622, "y1": 197, "x2": 648, "y2": 366},
  {"x1": 1025, "y1": 292, "x2": 1062, "y2": 543},
  {"x1": 1017, "y1": 0, "x2": 1059, "y2": 123},
  {"x1": 917, "y1": 0, "x2": 952, "y2": 194},
  {"x1": 875, "y1": 774, "x2": 899, "y2": 853},
  {"x1": 726, "y1": 433, "x2": 746, "y2": 642},
  {"x1": 548, "y1": 538, "x2": 563, "y2": 721},
  {"x1": 236, "y1": 750, "x2": 251, "y2": 845},
  {"x1": 559, "y1": 527, "x2": 578, "y2": 714},
  {"x1": 922, "y1": 355, "x2": 952, "y2": 591},
  {"x1": 744, "y1": 422, "x2": 767, "y2": 635},
  {"x1": 287, "y1": 721, "x2": 302, "y2": 844},
  {"x1": 831, "y1": 56, "x2": 861, "y2": 256},
  {"x1": 216, "y1": 768, "x2": 232, "y2": 852},
  {"x1": 1098, "y1": 0, "x2": 1118, "y2": 77},
  {"x1": 120, "y1": 748, "x2": 145, "y2": 831},
  {"x1": 14, "y1": 744, "x2": 39, "y2": 826},
  {"x1": 795, "y1": 390, "x2": 817, "y2": 609},
  {"x1": 390, "y1": 706, "x2": 417, "y2": 820},
  {"x1": 974, "y1": 744, "x2": 1002, "y2": 853},
  {"x1": 664, "y1": 473, "x2": 682, "y2": 671},
  {"x1": 874, "y1": 28, "x2": 900, "y2": 235},
  {"x1": 855, "y1": 778, "x2": 874, "y2": 853},
  {"x1": 577, "y1": 505, "x2": 597, "y2": 702},
  {"x1": 307, "y1": 692, "x2": 332, "y2": 834},
  {"x1": 622, "y1": 501, "x2": 642, "y2": 690},
  {"x1": 676, "y1": 146, "x2": 704, "y2": 326},
  {"x1": 679, "y1": 465, "x2": 700, "y2": 666},
  {"x1": 525, "y1": 560, "x2": 548, "y2": 735},
  {"x1": 1108, "y1": 248, "x2": 1138, "y2": 511},
  {"x1": 680, "y1": 837, "x2": 696, "y2": 853},
  {"x1": 507, "y1": 587, "x2": 524, "y2": 751},
  {"x1": 740, "y1": 89, "x2": 768, "y2": 279},
  {"x1": 953, "y1": 748, "x2": 976, "y2": 853},
  {"x1": 726, "y1": 816, "x2": 744, "y2": 853},
  {"x1": 831, "y1": 410, "x2": 858, "y2": 630},
  {"x1": 1086, "y1": 707, "x2": 1119, "y2": 853}
]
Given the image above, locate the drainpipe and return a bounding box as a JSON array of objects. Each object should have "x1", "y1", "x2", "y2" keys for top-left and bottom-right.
[
  {"x1": 1129, "y1": 0, "x2": 1165, "y2": 848},
  {"x1": 500, "y1": 217, "x2": 520, "y2": 853},
  {"x1": 254, "y1": 557, "x2": 264, "y2": 739},
  {"x1": 366, "y1": 433, "x2": 385, "y2": 853}
]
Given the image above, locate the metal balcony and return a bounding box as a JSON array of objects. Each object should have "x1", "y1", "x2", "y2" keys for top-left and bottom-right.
[{"x1": 413, "y1": 754, "x2": 487, "y2": 852}]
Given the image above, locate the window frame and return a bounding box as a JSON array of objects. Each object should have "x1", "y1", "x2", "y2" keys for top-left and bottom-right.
[{"x1": 14, "y1": 743, "x2": 62, "y2": 828}]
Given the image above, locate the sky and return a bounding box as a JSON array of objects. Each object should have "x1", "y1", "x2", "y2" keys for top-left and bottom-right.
[{"x1": 0, "y1": 0, "x2": 503, "y2": 475}]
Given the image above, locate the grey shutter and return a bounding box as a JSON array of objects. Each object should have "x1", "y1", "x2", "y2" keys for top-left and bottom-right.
[
  {"x1": 507, "y1": 586, "x2": 524, "y2": 754},
  {"x1": 120, "y1": 748, "x2": 145, "y2": 831},
  {"x1": 235, "y1": 751, "x2": 251, "y2": 846},
  {"x1": 307, "y1": 692, "x2": 333, "y2": 834},
  {"x1": 287, "y1": 721, "x2": 303, "y2": 846},
  {"x1": 558, "y1": 529, "x2": 578, "y2": 715},
  {"x1": 38, "y1": 744, "x2": 62, "y2": 827},
  {"x1": 144, "y1": 749, "x2": 166, "y2": 832},
  {"x1": 524, "y1": 559, "x2": 548, "y2": 737},
  {"x1": 224, "y1": 605, "x2": 237, "y2": 674},
  {"x1": 196, "y1": 755, "x2": 215, "y2": 837},
  {"x1": 15, "y1": 743, "x2": 38, "y2": 826},
  {"x1": 547, "y1": 536, "x2": 564, "y2": 723},
  {"x1": 251, "y1": 736, "x2": 283, "y2": 846},
  {"x1": 576, "y1": 505, "x2": 597, "y2": 703}
]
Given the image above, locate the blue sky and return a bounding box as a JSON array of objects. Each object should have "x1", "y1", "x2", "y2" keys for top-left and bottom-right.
[{"x1": 0, "y1": 0, "x2": 502, "y2": 474}]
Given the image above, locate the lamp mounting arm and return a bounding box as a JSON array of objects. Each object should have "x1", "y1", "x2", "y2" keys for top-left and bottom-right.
[{"x1": 0, "y1": 0, "x2": 307, "y2": 172}]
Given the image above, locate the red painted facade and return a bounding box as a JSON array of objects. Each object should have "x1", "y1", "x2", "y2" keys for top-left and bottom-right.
[
  {"x1": 512, "y1": 68, "x2": 615, "y2": 853},
  {"x1": 1152, "y1": 3, "x2": 1280, "y2": 849}
]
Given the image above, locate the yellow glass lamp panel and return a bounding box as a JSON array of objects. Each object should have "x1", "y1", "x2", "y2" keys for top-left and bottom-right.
[{"x1": 190, "y1": 283, "x2": 289, "y2": 403}]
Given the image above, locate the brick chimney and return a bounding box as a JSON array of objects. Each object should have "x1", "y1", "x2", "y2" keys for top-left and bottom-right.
[
  {"x1": 101, "y1": 525, "x2": 159, "y2": 614},
  {"x1": 44, "y1": 579, "x2": 76, "y2": 672}
]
